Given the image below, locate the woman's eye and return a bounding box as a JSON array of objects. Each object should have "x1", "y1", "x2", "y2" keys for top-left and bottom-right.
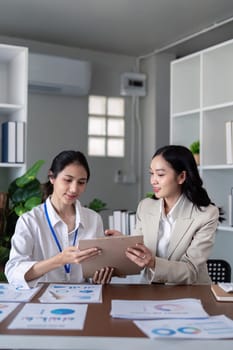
[{"x1": 78, "y1": 181, "x2": 86, "y2": 185}]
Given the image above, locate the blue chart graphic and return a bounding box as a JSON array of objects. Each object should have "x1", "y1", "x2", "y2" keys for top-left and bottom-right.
[
  {"x1": 178, "y1": 326, "x2": 201, "y2": 334},
  {"x1": 154, "y1": 304, "x2": 182, "y2": 312},
  {"x1": 151, "y1": 326, "x2": 201, "y2": 337},
  {"x1": 78, "y1": 296, "x2": 91, "y2": 300},
  {"x1": 52, "y1": 285, "x2": 95, "y2": 297},
  {"x1": 78, "y1": 289, "x2": 94, "y2": 299},
  {"x1": 152, "y1": 328, "x2": 176, "y2": 336},
  {"x1": 51, "y1": 308, "x2": 75, "y2": 315}
]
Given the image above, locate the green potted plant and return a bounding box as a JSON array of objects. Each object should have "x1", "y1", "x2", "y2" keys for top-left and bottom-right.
[
  {"x1": 190, "y1": 140, "x2": 200, "y2": 165},
  {"x1": 0, "y1": 160, "x2": 45, "y2": 280},
  {"x1": 86, "y1": 198, "x2": 107, "y2": 212}
]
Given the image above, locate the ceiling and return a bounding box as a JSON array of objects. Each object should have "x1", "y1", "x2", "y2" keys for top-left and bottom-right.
[{"x1": 1, "y1": 0, "x2": 233, "y2": 56}]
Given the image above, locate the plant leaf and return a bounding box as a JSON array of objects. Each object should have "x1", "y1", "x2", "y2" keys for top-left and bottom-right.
[
  {"x1": 11, "y1": 179, "x2": 42, "y2": 204},
  {"x1": 88, "y1": 198, "x2": 107, "y2": 212},
  {"x1": 14, "y1": 203, "x2": 28, "y2": 216},
  {"x1": 16, "y1": 160, "x2": 45, "y2": 188},
  {"x1": 24, "y1": 196, "x2": 42, "y2": 210},
  {"x1": 146, "y1": 192, "x2": 155, "y2": 198}
]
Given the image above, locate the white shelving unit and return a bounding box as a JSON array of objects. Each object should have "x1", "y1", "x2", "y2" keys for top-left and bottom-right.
[
  {"x1": 0, "y1": 44, "x2": 28, "y2": 190},
  {"x1": 170, "y1": 38, "x2": 233, "y2": 233}
]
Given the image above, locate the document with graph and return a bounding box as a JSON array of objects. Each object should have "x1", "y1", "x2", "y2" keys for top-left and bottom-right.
[
  {"x1": 39, "y1": 284, "x2": 102, "y2": 303},
  {"x1": 110, "y1": 298, "x2": 209, "y2": 319},
  {"x1": 134, "y1": 315, "x2": 233, "y2": 339}
]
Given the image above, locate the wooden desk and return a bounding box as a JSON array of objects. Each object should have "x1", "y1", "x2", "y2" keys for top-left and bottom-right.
[{"x1": 0, "y1": 284, "x2": 233, "y2": 349}]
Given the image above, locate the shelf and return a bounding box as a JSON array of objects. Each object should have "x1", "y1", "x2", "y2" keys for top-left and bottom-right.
[
  {"x1": 203, "y1": 41, "x2": 233, "y2": 107},
  {"x1": 0, "y1": 162, "x2": 25, "y2": 168},
  {"x1": 0, "y1": 103, "x2": 23, "y2": 113},
  {"x1": 203, "y1": 101, "x2": 233, "y2": 112},
  {"x1": 171, "y1": 37, "x2": 233, "y2": 238},
  {"x1": 171, "y1": 54, "x2": 200, "y2": 114},
  {"x1": 171, "y1": 38, "x2": 233, "y2": 277},
  {"x1": 172, "y1": 109, "x2": 200, "y2": 118},
  {"x1": 0, "y1": 44, "x2": 27, "y2": 61},
  {"x1": 201, "y1": 164, "x2": 233, "y2": 170},
  {"x1": 217, "y1": 225, "x2": 233, "y2": 232},
  {"x1": 0, "y1": 43, "x2": 28, "y2": 189}
]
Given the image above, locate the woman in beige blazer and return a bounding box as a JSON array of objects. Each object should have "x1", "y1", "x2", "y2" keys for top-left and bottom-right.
[{"x1": 106, "y1": 145, "x2": 220, "y2": 285}]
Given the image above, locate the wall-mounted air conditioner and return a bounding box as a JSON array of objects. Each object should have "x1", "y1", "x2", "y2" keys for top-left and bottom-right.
[{"x1": 28, "y1": 53, "x2": 92, "y2": 96}]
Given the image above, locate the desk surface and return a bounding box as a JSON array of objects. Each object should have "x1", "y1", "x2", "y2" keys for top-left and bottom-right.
[{"x1": 0, "y1": 284, "x2": 233, "y2": 349}]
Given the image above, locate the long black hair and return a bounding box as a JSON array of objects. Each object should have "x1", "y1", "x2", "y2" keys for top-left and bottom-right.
[
  {"x1": 42, "y1": 150, "x2": 90, "y2": 200},
  {"x1": 153, "y1": 145, "x2": 210, "y2": 207}
]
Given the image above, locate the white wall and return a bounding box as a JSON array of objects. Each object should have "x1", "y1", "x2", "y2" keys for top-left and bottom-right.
[{"x1": 139, "y1": 52, "x2": 175, "y2": 197}]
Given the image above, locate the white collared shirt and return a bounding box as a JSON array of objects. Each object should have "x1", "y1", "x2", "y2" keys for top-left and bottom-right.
[
  {"x1": 156, "y1": 195, "x2": 184, "y2": 258},
  {"x1": 5, "y1": 197, "x2": 104, "y2": 288}
]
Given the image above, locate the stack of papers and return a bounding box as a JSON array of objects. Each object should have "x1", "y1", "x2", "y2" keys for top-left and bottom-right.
[
  {"x1": 0, "y1": 283, "x2": 42, "y2": 302},
  {"x1": 218, "y1": 282, "x2": 233, "y2": 293},
  {"x1": 39, "y1": 284, "x2": 102, "y2": 303},
  {"x1": 110, "y1": 298, "x2": 209, "y2": 319},
  {"x1": 211, "y1": 284, "x2": 233, "y2": 301}
]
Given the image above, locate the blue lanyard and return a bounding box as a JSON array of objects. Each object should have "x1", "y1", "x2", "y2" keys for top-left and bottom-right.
[{"x1": 44, "y1": 202, "x2": 79, "y2": 277}]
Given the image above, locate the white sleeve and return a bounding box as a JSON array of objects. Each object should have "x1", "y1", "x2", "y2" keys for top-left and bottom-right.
[{"x1": 4, "y1": 215, "x2": 41, "y2": 289}]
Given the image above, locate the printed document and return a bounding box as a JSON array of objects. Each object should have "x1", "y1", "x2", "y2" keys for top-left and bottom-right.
[
  {"x1": 111, "y1": 298, "x2": 208, "y2": 319},
  {"x1": 8, "y1": 303, "x2": 87, "y2": 330},
  {"x1": 134, "y1": 315, "x2": 233, "y2": 339},
  {"x1": 39, "y1": 283, "x2": 102, "y2": 303},
  {"x1": 0, "y1": 283, "x2": 42, "y2": 302}
]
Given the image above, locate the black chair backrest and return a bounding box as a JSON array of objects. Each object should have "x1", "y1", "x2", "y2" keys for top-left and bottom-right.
[{"x1": 207, "y1": 259, "x2": 231, "y2": 284}]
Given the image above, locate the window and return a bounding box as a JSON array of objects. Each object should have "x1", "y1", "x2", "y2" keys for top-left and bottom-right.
[{"x1": 88, "y1": 95, "x2": 125, "y2": 157}]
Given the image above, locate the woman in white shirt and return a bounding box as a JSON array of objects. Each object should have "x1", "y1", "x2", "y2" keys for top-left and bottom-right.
[
  {"x1": 106, "y1": 145, "x2": 221, "y2": 284},
  {"x1": 5, "y1": 150, "x2": 113, "y2": 288}
]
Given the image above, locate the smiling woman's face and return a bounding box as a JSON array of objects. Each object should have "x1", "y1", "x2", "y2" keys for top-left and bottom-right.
[
  {"x1": 50, "y1": 163, "x2": 88, "y2": 206},
  {"x1": 150, "y1": 155, "x2": 186, "y2": 201}
]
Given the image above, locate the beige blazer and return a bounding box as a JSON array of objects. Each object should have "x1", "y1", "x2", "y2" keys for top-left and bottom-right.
[{"x1": 134, "y1": 196, "x2": 219, "y2": 285}]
